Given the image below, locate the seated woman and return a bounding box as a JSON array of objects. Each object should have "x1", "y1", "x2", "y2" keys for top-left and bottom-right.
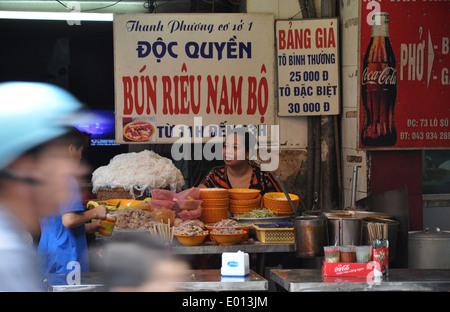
[{"x1": 199, "y1": 128, "x2": 280, "y2": 195}]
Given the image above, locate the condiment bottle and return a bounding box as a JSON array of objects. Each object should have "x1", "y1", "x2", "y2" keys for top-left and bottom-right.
[{"x1": 98, "y1": 212, "x2": 117, "y2": 237}]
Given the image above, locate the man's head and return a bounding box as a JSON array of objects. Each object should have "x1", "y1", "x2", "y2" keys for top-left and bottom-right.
[
  {"x1": 0, "y1": 82, "x2": 88, "y2": 233},
  {"x1": 50, "y1": 126, "x2": 91, "y2": 164}
]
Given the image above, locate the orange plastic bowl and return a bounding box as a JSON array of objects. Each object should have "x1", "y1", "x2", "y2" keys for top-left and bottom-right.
[
  {"x1": 200, "y1": 207, "x2": 229, "y2": 224},
  {"x1": 228, "y1": 189, "x2": 261, "y2": 200},
  {"x1": 199, "y1": 188, "x2": 229, "y2": 199},
  {"x1": 201, "y1": 198, "x2": 229, "y2": 208},
  {"x1": 210, "y1": 231, "x2": 246, "y2": 245},
  {"x1": 263, "y1": 192, "x2": 299, "y2": 212},
  {"x1": 174, "y1": 233, "x2": 208, "y2": 246},
  {"x1": 206, "y1": 226, "x2": 251, "y2": 241},
  {"x1": 106, "y1": 199, "x2": 143, "y2": 208},
  {"x1": 229, "y1": 204, "x2": 260, "y2": 215}
]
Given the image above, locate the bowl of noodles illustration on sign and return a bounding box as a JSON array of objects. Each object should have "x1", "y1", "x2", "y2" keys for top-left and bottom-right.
[{"x1": 123, "y1": 119, "x2": 155, "y2": 142}]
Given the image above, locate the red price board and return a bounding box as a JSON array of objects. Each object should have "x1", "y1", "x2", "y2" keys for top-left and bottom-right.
[{"x1": 359, "y1": 0, "x2": 450, "y2": 149}]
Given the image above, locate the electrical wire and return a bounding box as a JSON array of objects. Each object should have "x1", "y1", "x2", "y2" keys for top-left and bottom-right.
[
  {"x1": 145, "y1": 0, "x2": 178, "y2": 13},
  {"x1": 54, "y1": 0, "x2": 123, "y2": 12},
  {"x1": 143, "y1": 0, "x2": 155, "y2": 12},
  {"x1": 289, "y1": 10, "x2": 302, "y2": 19}
]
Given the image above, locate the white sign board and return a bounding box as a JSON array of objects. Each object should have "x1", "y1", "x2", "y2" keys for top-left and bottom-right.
[
  {"x1": 276, "y1": 18, "x2": 340, "y2": 116},
  {"x1": 114, "y1": 13, "x2": 275, "y2": 143}
]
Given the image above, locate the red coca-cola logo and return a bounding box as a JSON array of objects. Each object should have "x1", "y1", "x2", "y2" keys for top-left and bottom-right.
[
  {"x1": 334, "y1": 264, "x2": 350, "y2": 273},
  {"x1": 362, "y1": 66, "x2": 397, "y2": 85}
]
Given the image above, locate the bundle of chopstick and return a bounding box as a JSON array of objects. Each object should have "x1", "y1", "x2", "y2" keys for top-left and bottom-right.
[
  {"x1": 149, "y1": 219, "x2": 174, "y2": 244},
  {"x1": 367, "y1": 222, "x2": 388, "y2": 241}
]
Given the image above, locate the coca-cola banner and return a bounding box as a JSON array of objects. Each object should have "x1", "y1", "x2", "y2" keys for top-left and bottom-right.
[
  {"x1": 359, "y1": 1, "x2": 450, "y2": 149},
  {"x1": 276, "y1": 18, "x2": 340, "y2": 116},
  {"x1": 113, "y1": 14, "x2": 275, "y2": 143}
]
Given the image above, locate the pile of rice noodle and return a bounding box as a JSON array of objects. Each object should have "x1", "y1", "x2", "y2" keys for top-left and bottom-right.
[{"x1": 92, "y1": 150, "x2": 185, "y2": 197}]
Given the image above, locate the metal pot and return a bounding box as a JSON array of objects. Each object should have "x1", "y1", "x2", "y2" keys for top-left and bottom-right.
[
  {"x1": 303, "y1": 210, "x2": 392, "y2": 219},
  {"x1": 293, "y1": 216, "x2": 328, "y2": 257},
  {"x1": 302, "y1": 210, "x2": 394, "y2": 247},
  {"x1": 327, "y1": 217, "x2": 361, "y2": 246},
  {"x1": 408, "y1": 228, "x2": 450, "y2": 269},
  {"x1": 347, "y1": 210, "x2": 392, "y2": 219}
]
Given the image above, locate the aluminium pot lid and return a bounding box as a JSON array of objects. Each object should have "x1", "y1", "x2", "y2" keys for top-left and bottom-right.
[{"x1": 409, "y1": 228, "x2": 450, "y2": 240}]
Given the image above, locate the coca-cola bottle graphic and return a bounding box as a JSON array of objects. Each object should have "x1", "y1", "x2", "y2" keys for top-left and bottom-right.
[{"x1": 361, "y1": 12, "x2": 397, "y2": 146}]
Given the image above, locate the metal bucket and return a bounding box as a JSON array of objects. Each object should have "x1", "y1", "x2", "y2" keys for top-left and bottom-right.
[
  {"x1": 293, "y1": 216, "x2": 328, "y2": 257},
  {"x1": 327, "y1": 217, "x2": 361, "y2": 246}
]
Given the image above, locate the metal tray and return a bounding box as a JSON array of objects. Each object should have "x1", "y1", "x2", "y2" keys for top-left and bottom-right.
[{"x1": 230, "y1": 216, "x2": 292, "y2": 224}]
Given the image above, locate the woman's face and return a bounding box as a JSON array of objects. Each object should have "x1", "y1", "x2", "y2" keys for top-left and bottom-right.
[{"x1": 223, "y1": 133, "x2": 247, "y2": 166}]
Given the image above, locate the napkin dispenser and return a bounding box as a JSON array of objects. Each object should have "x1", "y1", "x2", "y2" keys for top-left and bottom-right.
[{"x1": 221, "y1": 251, "x2": 249, "y2": 277}]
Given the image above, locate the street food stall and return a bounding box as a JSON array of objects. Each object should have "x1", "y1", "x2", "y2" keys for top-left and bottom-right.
[
  {"x1": 74, "y1": 150, "x2": 448, "y2": 292},
  {"x1": 47, "y1": 176, "x2": 450, "y2": 292}
]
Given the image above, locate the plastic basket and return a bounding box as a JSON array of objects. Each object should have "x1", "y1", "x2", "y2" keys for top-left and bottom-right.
[
  {"x1": 96, "y1": 187, "x2": 147, "y2": 200},
  {"x1": 263, "y1": 192, "x2": 299, "y2": 213},
  {"x1": 253, "y1": 223, "x2": 295, "y2": 244},
  {"x1": 264, "y1": 200, "x2": 297, "y2": 213}
]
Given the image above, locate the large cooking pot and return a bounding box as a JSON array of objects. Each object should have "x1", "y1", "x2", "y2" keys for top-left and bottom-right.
[
  {"x1": 303, "y1": 210, "x2": 392, "y2": 219},
  {"x1": 302, "y1": 210, "x2": 393, "y2": 247},
  {"x1": 293, "y1": 216, "x2": 328, "y2": 257},
  {"x1": 408, "y1": 228, "x2": 450, "y2": 269},
  {"x1": 327, "y1": 217, "x2": 361, "y2": 246}
]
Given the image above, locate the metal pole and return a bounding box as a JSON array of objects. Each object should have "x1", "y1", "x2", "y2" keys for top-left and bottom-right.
[{"x1": 351, "y1": 166, "x2": 361, "y2": 208}]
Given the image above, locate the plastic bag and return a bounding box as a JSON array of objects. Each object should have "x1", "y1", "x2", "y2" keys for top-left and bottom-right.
[
  {"x1": 150, "y1": 208, "x2": 176, "y2": 225},
  {"x1": 150, "y1": 189, "x2": 175, "y2": 201},
  {"x1": 174, "y1": 187, "x2": 200, "y2": 201},
  {"x1": 149, "y1": 199, "x2": 175, "y2": 210},
  {"x1": 177, "y1": 207, "x2": 202, "y2": 221},
  {"x1": 176, "y1": 199, "x2": 203, "y2": 211}
]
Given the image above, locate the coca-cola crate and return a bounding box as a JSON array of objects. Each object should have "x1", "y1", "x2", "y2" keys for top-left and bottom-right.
[{"x1": 322, "y1": 261, "x2": 377, "y2": 277}]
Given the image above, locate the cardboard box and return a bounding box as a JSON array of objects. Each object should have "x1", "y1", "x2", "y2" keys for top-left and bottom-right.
[{"x1": 322, "y1": 261, "x2": 377, "y2": 277}]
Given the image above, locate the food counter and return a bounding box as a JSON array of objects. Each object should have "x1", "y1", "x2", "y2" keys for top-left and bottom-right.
[
  {"x1": 173, "y1": 269, "x2": 268, "y2": 291},
  {"x1": 44, "y1": 272, "x2": 106, "y2": 292},
  {"x1": 270, "y1": 268, "x2": 450, "y2": 292},
  {"x1": 108, "y1": 229, "x2": 295, "y2": 275},
  {"x1": 171, "y1": 241, "x2": 294, "y2": 255},
  {"x1": 44, "y1": 270, "x2": 267, "y2": 292},
  {"x1": 110, "y1": 229, "x2": 294, "y2": 254},
  {"x1": 173, "y1": 240, "x2": 294, "y2": 276}
]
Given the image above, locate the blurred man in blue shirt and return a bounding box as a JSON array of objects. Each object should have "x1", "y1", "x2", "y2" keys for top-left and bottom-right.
[{"x1": 38, "y1": 127, "x2": 107, "y2": 275}]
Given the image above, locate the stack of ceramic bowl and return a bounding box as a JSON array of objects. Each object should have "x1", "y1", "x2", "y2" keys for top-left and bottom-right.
[
  {"x1": 199, "y1": 188, "x2": 229, "y2": 223},
  {"x1": 263, "y1": 192, "x2": 299, "y2": 216},
  {"x1": 228, "y1": 189, "x2": 262, "y2": 215}
]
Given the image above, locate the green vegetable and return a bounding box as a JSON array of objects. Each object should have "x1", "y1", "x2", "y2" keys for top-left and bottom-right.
[{"x1": 234, "y1": 208, "x2": 275, "y2": 218}]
